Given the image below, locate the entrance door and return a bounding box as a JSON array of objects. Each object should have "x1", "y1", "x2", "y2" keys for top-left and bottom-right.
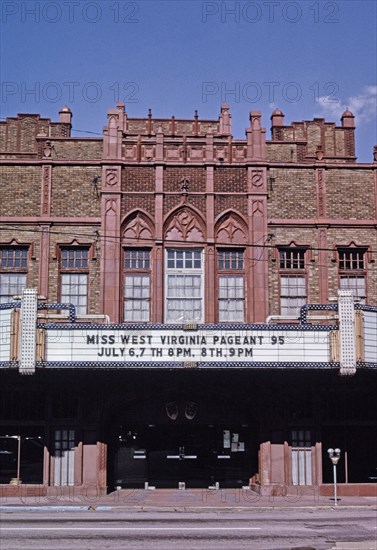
[{"x1": 112, "y1": 424, "x2": 253, "y2": 489}]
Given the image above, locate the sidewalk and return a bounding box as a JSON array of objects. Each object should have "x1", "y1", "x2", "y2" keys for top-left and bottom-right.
[{"x1": 1, "y1": 488, "x2": 376, "y2": 510}]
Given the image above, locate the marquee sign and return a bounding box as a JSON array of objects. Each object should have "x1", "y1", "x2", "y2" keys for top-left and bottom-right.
[
  {"x1": 44, "y1": 326, "x2": 331, "y2": 367},
  {"x1": 0, "y1": 308, "x2": 12, "y2": 363},
  {"x1": 363, "y1": 309, "x2": 377, "y2": 365}
]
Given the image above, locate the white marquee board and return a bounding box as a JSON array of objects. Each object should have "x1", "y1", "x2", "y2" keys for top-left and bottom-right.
[
  {"x1": 0, "y1": 309, "x2": 12, "y2": 362},
  {"x1": 364, "y1": 310, "x2": 377, "y2": 364},
  {"x1": 45, "y1": 327, "x2": 331, "y2": 365}
]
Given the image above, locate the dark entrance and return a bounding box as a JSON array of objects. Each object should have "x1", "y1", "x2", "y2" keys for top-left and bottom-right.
[
  {"x1": 112, "y1": 423, "x2": 254, "y2": 489},
  {"x1": 103, "y1": 370, "x2": 259, "y2": 491}
]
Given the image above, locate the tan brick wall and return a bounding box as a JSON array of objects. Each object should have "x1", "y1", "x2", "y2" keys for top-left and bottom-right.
[
  {"x1": 49, "y1": 140, "x2": 102, "y2": 160},
  {"x1": 326, "y1": 169, "x2": 375, "y2": 219},
  {"x1": 266, "y1": 143, "x2": 298, "y2": 163},
  {"x1": 48, "y1": 225, "x2": 101, "y2": 313},
  {"x1": 268, "y1": 227, "x2": 320, "y2": 316},
  {"x1": 0, "y1": 227, "x2": 40, "y2": 291},
  {"x1": 51, "y1": 166, "x2": 101, "y2": 217},
  {"x1": 326, "y1": 227, "x2": 377, "y2": 305},
  {"x1": 0, "y1": 165, "x2": 40, "y2": 216},
  {"x1": 268, "y1": 168, "x2": 317, "y2": 219}
]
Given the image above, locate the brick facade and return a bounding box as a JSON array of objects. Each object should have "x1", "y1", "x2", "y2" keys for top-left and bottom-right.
[{"x1": 1, "y1": 104, "x2": 376, "y2": 319}]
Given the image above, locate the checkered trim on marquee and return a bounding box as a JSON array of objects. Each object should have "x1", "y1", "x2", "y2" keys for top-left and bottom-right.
[
  {"x1": 0, "y1": 301, "x2": 76, "y2": 321},
  {"x1": 36, "y1": 360, "x2": 341, "y2": 370}
]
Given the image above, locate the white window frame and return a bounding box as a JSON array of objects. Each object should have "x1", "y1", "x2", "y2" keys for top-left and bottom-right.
[
  {"x1": 340, "y1": 275, "x2": 366, "y2": 304},
  {"x1": 280, "y1": 275, "x2": 307, "y2": 317},
  {"x1": 0, "y1": 273, "x2": 27, "y2": 304},
  {"x1": 165, "y1": 248, "x2": 204, "y2": 323},
  {"x1": 218, "y1": 275, "x2": 245, "y2": 322},
  {"x1": 61, "y1": 273, "x2": 88, "y2": 315},
  {"x1": 124, "y1": 274, "x2": 150, "y2": 322}
]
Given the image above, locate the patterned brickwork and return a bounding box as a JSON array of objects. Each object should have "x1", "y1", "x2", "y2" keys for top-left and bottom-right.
[
  {"x1": 164, "y1": 167, "x2": 206, "y2": 192},
  {"x1": 122, "y1": 167, "x2": 155, "y2": 192},
  {"x1": 214, "y1": 195, "x2": 248, "y2": 219},
  {"x1": 0, "y1": 165, "x2": 40, "y2": 216},
  {"x1": 121, "y1": 195, "x2": 155, "y2": 218},
  {"x1": 51, "y1": 166, "x2": 101, "y2": 217},
  {"x1": 214, "y1": 167, "x2": 247, "y2": 192},
  {"x1": 326, "y1": 169, "x2": 375, "y2": 219},
  {"x1": 266, "y1": 143, "x2": 298, "y2": 163},
  {"x1": 49, "y1": 140, "x2": 102, "y2": 160},
  {"x1": 268, "y1": 169, "x2": 317, "y2": 219}
]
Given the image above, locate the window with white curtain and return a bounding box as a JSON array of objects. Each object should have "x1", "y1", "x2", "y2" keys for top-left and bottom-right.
[
  {"x1": 60, "y1": 247, "x2": 89, "y2": 315},
  {"x1": 217, "y1": 250, "x2": 245, "y2": 322},
  {"x1": 338, "y1": 247, "x2": 367, "y2": 303},
  {"x1": 279, "y1": 247, "x2": 307, "y2": 317},
  {"x1": 0, "y1": 247, "x2": 28, "y2": 303},
  {"x1": 165, "y1": 249, "x2": 203, "y2": 322},
  {"x1": 123, "y1": 249, "x2": 151, "y2": 322}
]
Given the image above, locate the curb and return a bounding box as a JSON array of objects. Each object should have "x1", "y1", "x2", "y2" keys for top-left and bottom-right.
[
  {"x1": 0, "y1": 505, "x2": 112, "y2": 511},
  {"x1": 0, "y1": 504, "x2": 375, "y2": 512}
]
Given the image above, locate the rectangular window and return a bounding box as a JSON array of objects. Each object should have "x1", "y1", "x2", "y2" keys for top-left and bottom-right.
[
  {"x1": 338, "y1": 248, "x2": 367, "y2": 303},
  {"x1": 219, "y1": 276, "x2": 244, "y2": 322},
  {"x1": 280, "y1": 275, "x2": 307, "y2": 317},
  {"x1": 279, "y1": 247, "x2": 307, "y2": 317},
  {"x1": 0, "y1": 246, "x2": 28, "y2": 303},
  {"x1": 61, "y1": 274, "x2": 88, "y2": 314},
  {"x1": 165, "y1": 249, "x2": 203, "y2": 323},
  {"x1": 60, "y1": 247, "x2": 89, "y2": 315},
  {"x1": 217, "y1": 249, "x2": 245, "y2": 322},
  {"x1": 218, "y1": 250, "x2": 244, "y2": 270},
  {"x1": 279, "y1": 248, "x2": 305, "y2": 270},
  {"x1": 338, "y1": 248, "x2": 365, "y2": 271},
  {"x1": 124, "y1": 274, "x2": 150, "y2": 322},
  {"x1": 1, "y1": 247, "x2": 28, "y2": 269},
  {"x1": 124, "y1": 249, "x2": 151, "y2": 322},
  {"x1": 340, "y1": 276, "x2": 366, "y2": 304}
]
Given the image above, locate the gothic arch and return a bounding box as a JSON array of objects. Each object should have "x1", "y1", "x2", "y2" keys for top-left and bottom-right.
[
  {"x1": 122, "y1": 210, "x2": 154, "y2": 242},
  {"x1": 164, "y1": 206, "x2": 205, "y2": 242},
  {"x1": 215, "y1": 211, "x2": 248, "y2": 244}
]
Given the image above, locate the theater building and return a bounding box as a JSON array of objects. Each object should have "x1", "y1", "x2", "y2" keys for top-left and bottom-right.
[{"x1": 0, "y1": 104, "x2": 376, "y2": 496}]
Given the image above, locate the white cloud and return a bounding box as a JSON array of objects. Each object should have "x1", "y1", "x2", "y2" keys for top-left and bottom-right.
[{"x1": 315, "y1": 85, "x2": 377, "y2": 124}]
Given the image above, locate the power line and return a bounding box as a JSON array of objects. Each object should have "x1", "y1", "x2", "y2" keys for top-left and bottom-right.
[{"x1": 1, "y1": 224, "x2": 376, "y2": 266}]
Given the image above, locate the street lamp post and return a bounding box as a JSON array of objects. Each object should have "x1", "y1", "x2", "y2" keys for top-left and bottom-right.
[{"x1": 327, "y1": 448, "x2": 341, "y2": 506}]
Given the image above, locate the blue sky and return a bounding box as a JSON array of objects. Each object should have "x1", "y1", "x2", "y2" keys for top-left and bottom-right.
[{"x1": 1, "y1": 0, "x2": 376, "y2": 161}]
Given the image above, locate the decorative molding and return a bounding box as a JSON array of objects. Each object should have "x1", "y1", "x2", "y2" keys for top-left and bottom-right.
[
  {"x1": 216, "y1": 213, "x2": 247, "y2": 244},
  {"x1": 165, "y1": 207, "x2": 205, "y2": 242},
  {"x1": 123, "y1": 212, "x2": 154, "y2": 241}
]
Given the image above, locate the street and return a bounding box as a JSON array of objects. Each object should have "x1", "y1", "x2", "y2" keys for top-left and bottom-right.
[{"x1": 0, "y1": 508, "x2": 376, "y2": 550}]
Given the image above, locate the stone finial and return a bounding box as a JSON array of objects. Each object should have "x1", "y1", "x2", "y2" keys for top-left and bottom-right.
[
  {"x1": 341, "y1": 108, "x2": 355, "y2": 128},
  {"x1": 59, "y1": 106, "x2": 72, "y2": 125},
  {"x1": 373, "y1": 145, "x2": 377, "y2": 162},
  {"x1": 270, "y1": 108, "x2": 285, "y2": 127}
]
